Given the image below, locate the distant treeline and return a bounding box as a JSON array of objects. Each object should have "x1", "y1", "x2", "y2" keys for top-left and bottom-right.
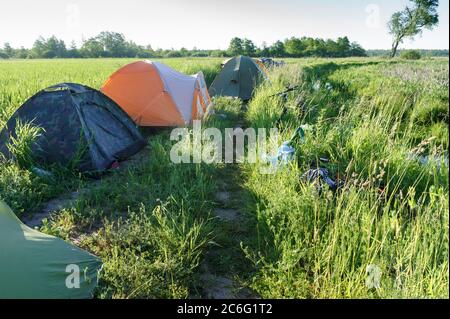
[
  {"x1": 1, "y1": 31, "x2": 446, "y2": 60},
  {"x1": 0, "y1": 31, "x2": 371, "y2": 59},
  {"x1": 227, "y1": 36, "x2": 367, "y2": 58},
  {"x1": 367, "y1": 49, "x2": 449, "y2": 57}
]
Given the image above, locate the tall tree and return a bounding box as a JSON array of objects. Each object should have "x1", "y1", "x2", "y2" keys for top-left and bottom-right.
[
  {"x1": 336, "y1": 37, "x2": 351, "y2": 56},
  {"x1": 388, "y1": 0, "x2": 439, "y2": 57},
  {"x1": 269, "y1": 40, "x2": 285, "y2": 57},
  {"x1": 242, "y1": 38, "x2": 256, "y2": 56},
  {"x1": 96, "y1": 31, "x2": 127, "y2": 57},
  {"x1": 46, "y1": 36, "x2": 67, "y2": 58},
  {"x1": 259, "y1": 41, "x2": 270, "y2": 57},
  {"x1": 30, "y1": 36, "x2": 67, "y2": 58},
  {"x1": 15, "y1": 47, "x2": 29, "y2": 59},
  {"x1": 284, "y1": 37, "x2": 305, "y2": 57},
  {"x1": 67, "y1": 41, "x2": 80, "y2": 58},
  {"x1": 3, "y1": 43, "x2": 14, "y2": 58},
  {"x1": 80, "y1": 38, "x2": 104, "y2": 58},
  {"x1": 349, "y1": 42, "x2": 367, "y2": 57},
  {"x1": 228, "y1": 37, "x2": 244, "y2": 56}
]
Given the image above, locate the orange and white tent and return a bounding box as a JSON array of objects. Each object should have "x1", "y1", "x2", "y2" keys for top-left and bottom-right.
[
  {"x1": 254, "y1": 59, "x2": 269, "y2": 77},
  {"x1": 101, "y1": 61, "x2": 211, "y2": 127}
]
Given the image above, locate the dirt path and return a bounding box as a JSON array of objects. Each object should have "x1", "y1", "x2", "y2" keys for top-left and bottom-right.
[
  {"x1": 22, "y1": 186, "x2": 95, "y2": 228},
  {"x1": 196, "y1": 117, "x2": 259, "y2": 299},
  {"x1": 197, "y1": 175, "x2": 258, "y2": 299},
  {"x1": 22, "y1": 119, "x2": 259, "y2": 299},
  {"x1": 21, "y1": 145, "x2": 151, "y2": 229}
]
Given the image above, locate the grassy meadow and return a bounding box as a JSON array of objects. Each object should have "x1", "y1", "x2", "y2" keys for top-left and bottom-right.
[{"x1": 0, "y1": 57, "x2": 448, "y2": 298}]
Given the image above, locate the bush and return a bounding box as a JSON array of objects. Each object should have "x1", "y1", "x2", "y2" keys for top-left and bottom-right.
[
  {"x1": 400, "y1": 50, "x2": 422, "y2": 60},
  {"x1": 191, "y1": 52, "x2": 208, "y2": 57},
  {"x1": 165, "y1": 51, "x2": 183, "y2": 58},
  {"x1": 136, "y1": 51, "x2": 152, "y2": 58}
]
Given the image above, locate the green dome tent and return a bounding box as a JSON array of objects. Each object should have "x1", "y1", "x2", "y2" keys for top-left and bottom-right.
[
  {"x1": 0, "y1": 201, "x2": 101, "y2": 298},
  {"x1": 209, "y1": 56, "x2": 267, "y2": 101},
  {"x1": 0, "y1": 83, "x2": 145, "y2": 173}
]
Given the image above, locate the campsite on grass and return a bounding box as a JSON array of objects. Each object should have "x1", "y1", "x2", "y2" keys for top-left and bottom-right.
[
  {"x1": 0, "y1": 0, "x2": 448, "y2": 301},
  {"x1": 1, "y1": 56, "x2": 448, "y2": 299}
]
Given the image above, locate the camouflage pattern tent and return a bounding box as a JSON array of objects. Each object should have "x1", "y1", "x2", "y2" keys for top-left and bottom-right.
[
  {"x1": 0, "y1": 83, "x2": 145, "y2": 173},
  {"x1": 209, "y1": 56, "x2": 267, "y2": 101}
]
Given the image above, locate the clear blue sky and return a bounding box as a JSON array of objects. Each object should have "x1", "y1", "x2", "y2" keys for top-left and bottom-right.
[{"x1": 0, "y1": 0, "x2": 448, "y2": 50}]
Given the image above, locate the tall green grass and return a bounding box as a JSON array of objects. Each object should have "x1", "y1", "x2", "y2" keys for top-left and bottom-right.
[
  {"x1": 6, "y1": 119, "x2": 43, "y2": 169},
  {"x1": 243, "y1": 58, "x2": 449, "y2": 298},
  {"x1": 0, "y1": 57, "x2": 448, "y2": 298}
]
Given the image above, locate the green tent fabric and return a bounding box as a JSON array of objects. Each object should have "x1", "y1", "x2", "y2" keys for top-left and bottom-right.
[
  {"x1": 209, "y1": 56, "x2": 266, "y2": 101},
  {"x1": 0, "y1": 201, "x2": 102, "y2": 298},
  {"x1": 0, "y1": 83, "x2": 146, "y2": 173}
]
